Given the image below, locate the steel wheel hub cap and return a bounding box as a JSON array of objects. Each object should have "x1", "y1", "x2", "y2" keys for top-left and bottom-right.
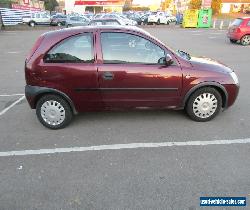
[
  {"x1": 243, "y1": 36, "x2": 250, "y2": 45},
  {"x1": 41, "y1": 100, "x2": 65, "y2": 125},
  {"x1": 193, "y1": 93, "x2": 218, "y2": 118}
]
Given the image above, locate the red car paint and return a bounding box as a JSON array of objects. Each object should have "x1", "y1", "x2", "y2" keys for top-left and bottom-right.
[
  {"x1": 25, "y1": 26, "x2": 239, "y2": 114},
  {"x1": 227, "y1": 17, "x2": 250, "y2": 43}
]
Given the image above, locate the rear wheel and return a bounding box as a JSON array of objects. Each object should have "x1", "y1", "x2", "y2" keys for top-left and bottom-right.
[
  {"x1": 29, "y1": 21, "x2": 35, "y2": 27},
  {"x1": 240, "y1": 35, "x2": 250, "y2": 45},
  {"x1": 36, "y1": 95, "x2": 73, "y2": 129},
  {"x1": 186, "y1": 87, "x2": 222, "y2": 122}
]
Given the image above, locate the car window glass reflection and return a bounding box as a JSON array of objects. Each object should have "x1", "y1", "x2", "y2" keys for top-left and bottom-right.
[
  {"x1": 44, "y1": 34, "x2": 94, "y2": 63},
  {"x1": 101, "y1": 32, "x2": 165, "y2": 64}
]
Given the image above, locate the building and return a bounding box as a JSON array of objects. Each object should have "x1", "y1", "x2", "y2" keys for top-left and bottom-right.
[
  {"x1": 174, "y1": 0, "x2": 189, "y2": 13},
  {"x1": 64, "y1": 0, "x2": 125, "y2": 14},
  {"x1": 10, "y1": 0, "x2": 45, "y2": 11},
  {"x1": 133, "y1": 0, "x2": 161, "y2": 11},
  {"x1": 221, "y1": 0, "x2": 250, "y2": 13}
]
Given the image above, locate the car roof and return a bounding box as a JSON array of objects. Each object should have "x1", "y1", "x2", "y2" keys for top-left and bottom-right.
[
  {"x1": 91, "y1": 18, "x2": 119, "y2": 21},
  {"x1": 51, "y1": 25, "x2": 149, "y2": 35},
  {"x1": 237, "y1": 16, "x2": 250, "y2": 19},
  {"x1": 43, "y1": 26, "x2": 154, "y2": 44}
]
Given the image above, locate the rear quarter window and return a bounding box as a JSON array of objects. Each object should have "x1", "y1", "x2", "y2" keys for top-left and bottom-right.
[
  {"x1": 44, "y1": 34, "x2": 94, "y2": 63},
  {"x1": 232, "y1": 18, "x2": 243, "y2": 26}
]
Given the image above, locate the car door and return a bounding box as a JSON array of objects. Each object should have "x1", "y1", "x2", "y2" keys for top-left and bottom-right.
[
  {"x1": 78, "y1": 17, "x2": 88, "y2": 26},
  {"x1": 40, "y1": 13, "x2": 50, "y2": 24},
  {"x1": 35, "y1": 13, "x2": 41, "y2": 24},
  {"x1": 41, "y1": 32, "x2": 102, "y2": 111},
  {"x1": 97, "y1": 31, "x2": 183, "y2": 109}
]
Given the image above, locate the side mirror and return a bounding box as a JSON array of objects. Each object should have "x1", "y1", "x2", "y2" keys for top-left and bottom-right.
[{"x1": 165, "y1": 54, "x2": 174, "y2": 66}]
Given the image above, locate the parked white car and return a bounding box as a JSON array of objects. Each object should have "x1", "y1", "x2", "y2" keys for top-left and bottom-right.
[
  {"x1": 148, "y1": 12, "x2": 176, "y2": 25},
  {"x1": 22, "y1": 12, "x2": 51, "y2": 27},
  {"x1": 102, "y1": 14, "x2": 137, "y2": 26}
]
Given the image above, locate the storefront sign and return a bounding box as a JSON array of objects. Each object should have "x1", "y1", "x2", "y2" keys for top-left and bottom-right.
[
  {"x1": 12, "y1": 4, "x2": 42, "y2": 11},
  {"x1": 74, "y1": 0, "x2": 122, "y2": 6},
  {"x1": 202, "y1": 0, "x2": 212, "y2": 8},
  {"x1": 23, "y1": 0, "x2": 30, "y2": 5}
]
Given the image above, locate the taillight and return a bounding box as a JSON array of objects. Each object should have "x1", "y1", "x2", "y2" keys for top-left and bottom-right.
[
  {"x1": 26, "y1": 35, "x2": 45, "y2": 62},
  {"x1": 235, "y1": 27, "x2": 241, "y2": 33}
]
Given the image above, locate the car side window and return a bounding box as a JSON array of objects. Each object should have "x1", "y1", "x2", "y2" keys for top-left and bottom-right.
[
  {"x1": 44, "y1": 34, "x2": 94, "y2": 63},
  {"x1": 101, "y1": 32, "x2": 166, "y2": 64},
  {"x1": 41, "y1": 13, "x2": 48, "y2": 18},
  {"x1": 106, "y1": 20, "x2": 120, "y2": 25},
  {"x1": 36, "y1": 14, "x2": 40, "y2": 18}
]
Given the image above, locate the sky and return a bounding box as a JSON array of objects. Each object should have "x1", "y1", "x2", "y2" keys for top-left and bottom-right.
[{"x1": 133, "y1": 0, "x2": 162, "y2": 7}]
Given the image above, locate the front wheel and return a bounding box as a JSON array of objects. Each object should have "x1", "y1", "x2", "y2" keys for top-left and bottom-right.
[
  {"x1": 186, "y1": 87, "x2": 222, "y2": 122},
  {"x1": 29, "y1": 21, "x2": 35, "y2": 27},
  {"x1": 36, "y1": 94, "x2": 73, "y2": 129}
]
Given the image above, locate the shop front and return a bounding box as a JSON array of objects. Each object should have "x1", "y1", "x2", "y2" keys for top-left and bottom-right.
[
  {"x1": 221, "y1": 0, "x2": 250, "y2": 13},
  {"x1": 65, "y1": 0, "x2": 125, "y2": 14}
]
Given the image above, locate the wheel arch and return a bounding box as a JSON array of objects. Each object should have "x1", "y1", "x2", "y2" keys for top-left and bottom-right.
[
  {"x1": 240, "y1": 34, "x2": 250, "y2": 42},
  {"x1": 182, "y1": 82, "x2": 228, "y2": 109},
  {"x1": 29, "y1": 21, "x2": 36, "y2": 25},
  {"x1": 26, "y1": 85, "x2": 77, "y2": 114}
]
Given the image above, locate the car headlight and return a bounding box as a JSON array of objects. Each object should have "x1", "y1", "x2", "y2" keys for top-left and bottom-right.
[{"x1": 230, "y1": 72, "x2": 239, "y2": 84}]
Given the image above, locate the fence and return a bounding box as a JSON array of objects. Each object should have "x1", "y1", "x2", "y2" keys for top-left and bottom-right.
[{"x1": 0, "y1": 7, "x2": 32, "y2": 26}]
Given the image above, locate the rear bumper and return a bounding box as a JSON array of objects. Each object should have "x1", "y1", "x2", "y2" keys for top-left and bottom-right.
[
  {"x1": 25, "y1": 85, "x2": 40, "y2": 109},
  {"x1": 227, "y1": 32, "x2": 242, "y2": 41},
  {"x1": 25, "y1": 85, "x2": 77, "y2": 114}
]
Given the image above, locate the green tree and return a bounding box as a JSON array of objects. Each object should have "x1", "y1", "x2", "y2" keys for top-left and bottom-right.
[
  {"x1": 211, "y1": 0, "x2": 222, "y2": 14},
  {"x1": 0, "y1": 0, "x2": 13, "y2": 8},
  {"x1": 43, "y1": 0, "x2": 59, "y2": 12},
  {"x1": 123, "y1": 0, "x2": 132, "y2": 11},
  {"x1": 189, "y1": 0, "x2": 202, "y2": 9}
]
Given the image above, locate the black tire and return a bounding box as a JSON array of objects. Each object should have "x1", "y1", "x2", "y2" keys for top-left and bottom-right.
[
  {"x1": 29, "y1": 21, "x2": 35, "y2": 27},
  {"x1": 185, "y1": 87, "x2": 222, "y2": 122},
  {"x1": 240, "y1": 35, "x2": 250, "y2": 46},
  {"x1": 36, "y1": 94, "x2": 73, "y2": 129},
  {"x1": 230, "y1": 39, "x2": 237, "y2": 43}
]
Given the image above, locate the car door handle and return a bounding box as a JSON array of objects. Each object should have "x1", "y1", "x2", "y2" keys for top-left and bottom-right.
[{"x1": 102, "y1": 72, "x2": 114, "y2": 80}]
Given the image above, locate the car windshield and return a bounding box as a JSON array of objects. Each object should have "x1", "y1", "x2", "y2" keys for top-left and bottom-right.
[
  {"x1": 176, "y1": 50, "x2": 191, "y2": 60},
  {"x1": 232, "y1": 18, "x2": 243, "y2": 26}
]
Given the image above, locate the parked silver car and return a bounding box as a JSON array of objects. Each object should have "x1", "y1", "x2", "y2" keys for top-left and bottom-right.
[{"x1": 66, "y1": 16, "x2": 90, "y2": 27}]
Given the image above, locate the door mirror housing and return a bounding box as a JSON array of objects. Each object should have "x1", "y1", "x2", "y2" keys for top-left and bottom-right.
[
  {"x1": 158, "y1": 54, "x2": 174, "y2": 66},
  {"x1": 165, "y1": 54, "x2": 174, "y2": 66}
]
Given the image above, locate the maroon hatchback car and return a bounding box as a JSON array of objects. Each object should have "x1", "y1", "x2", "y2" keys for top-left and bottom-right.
[
  {"x1": 25, "y1": 26, "x2": 239, "y2": 129},
  {"x1": 227, "y1": 17, "x2": 250, "y2": 45}
]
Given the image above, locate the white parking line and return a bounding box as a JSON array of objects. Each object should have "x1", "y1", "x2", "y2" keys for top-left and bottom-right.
[
  {"x1": 0, "y1": 96, "x2": 25, "y2": 116},
  {"x1": 0, "y1": 93, "x2": 24, "y2": 97},
  {"x1": 6, "y1": 51, "x2": 22, "y2": 54},
  {"x1": 0, "y1": 138, "x2": 250, "y2": 157}
]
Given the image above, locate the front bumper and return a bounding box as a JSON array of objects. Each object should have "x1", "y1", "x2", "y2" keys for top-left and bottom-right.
[{"x1": 224, "y1": 84, "x2": 240, "y2": 108}]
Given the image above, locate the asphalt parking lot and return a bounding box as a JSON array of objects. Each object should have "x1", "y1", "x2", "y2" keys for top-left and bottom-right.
[{"x1": 0, "y1": 27, "x2": 250, "y2": 210}]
